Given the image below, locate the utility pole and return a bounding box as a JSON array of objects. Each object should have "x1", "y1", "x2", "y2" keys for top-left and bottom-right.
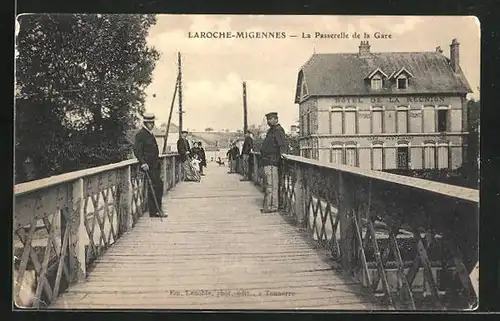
[
  {"x1": 243, "y1": 81, "x2": 248, "y2": 134},
  {"x1": 162, "y1": 74, "x2": 180, "y2": 154},
  {"x1": 178, "y1": 52, "x2": 183, "y2": 138}
]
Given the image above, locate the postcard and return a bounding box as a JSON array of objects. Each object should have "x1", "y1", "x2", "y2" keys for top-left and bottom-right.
[{"x1": 13, "y1": 14, "x2": 479, "y2": 311}]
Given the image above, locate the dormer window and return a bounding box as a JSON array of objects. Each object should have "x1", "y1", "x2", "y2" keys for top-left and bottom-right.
[
  {"x1": 397, "y1": 77, "x2": 408, "y2": 89},
  {"x1": 391, "y1": 67, "x2": 413, "y2": 90},
  {"x1": 365, "y1": 67, "x2": 388, "y2": 91},
  {"x1": 371, "y1": 77, "x2": 382, "y2": 90}
]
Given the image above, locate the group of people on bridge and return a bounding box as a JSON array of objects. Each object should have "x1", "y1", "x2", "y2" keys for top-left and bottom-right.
[
  {"x1": 133, "y1": 111, "x2": 288, "y2": 216},
  {"x1": 176, "y1": 130, "x2": 207, "y2": 182}
]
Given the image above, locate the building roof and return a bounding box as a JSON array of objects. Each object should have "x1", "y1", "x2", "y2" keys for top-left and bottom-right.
[{"x1": 294, "y1": 50, "x2": 472, "y2": 103}]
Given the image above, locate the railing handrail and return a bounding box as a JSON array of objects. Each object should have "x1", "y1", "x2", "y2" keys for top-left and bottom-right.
[
  {"x1": 14, "y1": 153, "x2": 179, "y2": 196},
  {"x1": 251, "y1": 152, "x2": 478, "y2": 203}
]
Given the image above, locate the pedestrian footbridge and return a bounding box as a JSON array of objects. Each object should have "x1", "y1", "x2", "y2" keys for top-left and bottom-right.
[{"x1": 13, "y1": 153, "x2": 479, "y2": 310}]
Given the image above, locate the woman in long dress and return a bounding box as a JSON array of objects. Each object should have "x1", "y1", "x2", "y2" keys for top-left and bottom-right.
[{"x1": 190, "y1": 154, "x2": 202, "y2": 182}]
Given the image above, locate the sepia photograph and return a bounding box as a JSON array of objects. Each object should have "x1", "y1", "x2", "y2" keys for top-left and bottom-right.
[{"x1": 13, "y1": 14, "x2": 480, "y2": 311}]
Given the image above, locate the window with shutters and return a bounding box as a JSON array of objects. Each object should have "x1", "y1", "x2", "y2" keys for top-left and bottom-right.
[
  {"x1": 437, "y1": 144, "x2": 450, "y2": 169},
  {"x1": 397, "y1": 108, "x2": 408, "y2": 133},
  {"x1": 371, "y1": 145, "x2": 384, "y2": 170},
  {"x1": 344, "y1": 145, "x2": 358, "y2": 166},
  {"x1": 330, "y1": 146, "x2": 343, "y2": 164},
  {"x1": 330, "y1": 108, "x2": 343, "y2": 134},
  {"x1": 423, "y1": 105, "x2": 435, "y2": 133},
  {"x1": 371, "y1": 76, "x2": 382, "y2": 90},
  {"x1": 423, "y1": 143, "x2": 436, "y2": 169},
  {"x1": 344, "y1": 110, "x2": 357, "y2": 134},
  {"x1": 371, "y1": 107, "x2": 383, "y2": 133}
]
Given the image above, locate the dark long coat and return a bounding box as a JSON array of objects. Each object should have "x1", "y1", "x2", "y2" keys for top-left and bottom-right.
[
  {"x1": 134, "y1": 128, "x2": 160, "y2": 169},
  {"x1": 176, "y1": 138, "x2": 191, "y2": 162}
]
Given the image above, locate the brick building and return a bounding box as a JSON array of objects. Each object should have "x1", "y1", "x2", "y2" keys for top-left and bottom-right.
[{"x1": 294, "y1": 39, "x2": 472, "y2": 170}]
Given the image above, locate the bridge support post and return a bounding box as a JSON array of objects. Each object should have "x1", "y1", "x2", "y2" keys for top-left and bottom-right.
[
  {"x1": 294, "y1": 164, "x2": 305, "y2": 226},
  {"x1": 177, "y1": 159, "x2": 182, "y2": 183},
  {"x1": 338, "y1": 172, "x2": 355, "y2": 274},
  {"x1": 120, "y1": 166, "x2": 133, "y2": 233},
  {"x1": 171, "y1": 156, "x2": 176, "y2": 188},
  {"x1": 69, "y1": 178, "x2": 86, "y2": 282},
  {"x1": 252, "y1": 154, "x2": 259, "y2": 186},
  {"x1": 161, "y1": 157, "x2": 168, "y2": 193}
]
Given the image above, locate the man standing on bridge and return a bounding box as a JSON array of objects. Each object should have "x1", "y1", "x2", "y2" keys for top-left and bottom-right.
[
  {"x1": 133, "y1": 113, "x2": 165, "y2": 218},
  {"x1": 240, "y1": 131, "x2": 254, "y2": 181},
  {"x1": 260, "y1": 112, "x2": 288, "y2": 213}
]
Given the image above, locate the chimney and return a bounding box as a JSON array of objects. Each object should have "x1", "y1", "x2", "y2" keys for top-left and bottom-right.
[
  {"x1": 436, "y1": 46, "x2": 443, "y2": 54},
  {"x1": 358, "y1": 41, "x2": 371, "y2": 57},
  {"x1": 450, "y1": 38, "x2": 460, "y2": 72}
]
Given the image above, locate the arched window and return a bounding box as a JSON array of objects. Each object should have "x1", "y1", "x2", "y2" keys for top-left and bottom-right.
[
  {"x1": 437, "y1": 142, "x2": 450, "y2": 169},
  {"x1": 329, "y1": 106, "x2": 343, "y2": 134},
  {"x1": 371, "y1": 105, "x2": 384, "y2": 134},
  {"x1": 330, "y1": 144, "x2": 343, "y2": 164},
  {"x1": 396, "y1": 141, "x2": 410, "y2": 170},
  {"x1": 396, "y1": 105, "x2": 409, "y2": 133},
  {"x1": 344, "y1": 106, "x2": 357, "y2": 134},
  {"x1": 344, "y1": 143, "x2": 358, "y2": 167}
]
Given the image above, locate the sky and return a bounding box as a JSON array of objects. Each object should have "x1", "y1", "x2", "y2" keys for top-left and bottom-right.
[{"x1": 144, "y1": 15, "x2": 480, "y2": 133}]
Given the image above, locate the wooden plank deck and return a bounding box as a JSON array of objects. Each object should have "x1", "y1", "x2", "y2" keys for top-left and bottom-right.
[{"x1": 51, "y1": 164, "x2": 383, "y2": 310}]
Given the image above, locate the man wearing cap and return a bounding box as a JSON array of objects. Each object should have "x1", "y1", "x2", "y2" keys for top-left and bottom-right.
[
  {"x1": 133, "y1": 113, "x2": 165, "y2": 218},
  {"x1": 240, "y1": 131, "x2": 254, "y2": 181},
  {"x1": 260, "y1": 112, "x2": 288, "y2": 213},
  {"x1": 227, "y1": 142, "x2": 240, "y2": 174},
  {"x1": 177, "y1": 130, "x2": 199, "y2": 181}
]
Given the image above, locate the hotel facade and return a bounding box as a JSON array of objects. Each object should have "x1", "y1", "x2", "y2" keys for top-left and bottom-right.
[{"x1": 294, "y1": 39, "x2": 472, "y2": 170}]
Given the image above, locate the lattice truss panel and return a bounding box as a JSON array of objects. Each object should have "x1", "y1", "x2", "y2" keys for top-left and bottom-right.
[
  {"x1": 164, "y1": 157, "x2": 176, "y2": 191},
  {"x1": 13, "y1": 187, "x2": 72, "y2": 308},
  {"x1": 82, "y1": 171, "x2": 121, "y2": 266},
  {"x1": 12, "y1": 156, "x2": 180, "y2": 309},
  {"x1": 130, "y1": 164, "x2": 146, "y2": 224},
  {"x1": 276, "y1": 159, "x2": 478, "y2": 310}
]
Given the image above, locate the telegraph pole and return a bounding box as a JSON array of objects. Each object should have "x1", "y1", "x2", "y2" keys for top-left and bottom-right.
[
  {"x1": 178, "y1": 52, "x2": 183, "y2": 137},
  {"x1": 243, "y1": 81, "x2": 248, "y2": 134}
]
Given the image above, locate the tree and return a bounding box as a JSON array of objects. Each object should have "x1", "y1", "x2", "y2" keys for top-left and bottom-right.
[
  {"x1": 15, "y1": 14, "x2": 159, "y2": 183},
  {"x1": 205, "y1": 127, "x2": 214, "y2": 132},
  {"x1": 465, "y1": 99, "x2": 480, "y2": 186}
]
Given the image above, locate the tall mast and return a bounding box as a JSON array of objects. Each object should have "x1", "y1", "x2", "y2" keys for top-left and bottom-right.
[
  {"x1": 243, "y1": 82, "x2": 248, "y2": 134},
  {"x1": 178, "y1": 52, "x2": 183, "y2": 138}
]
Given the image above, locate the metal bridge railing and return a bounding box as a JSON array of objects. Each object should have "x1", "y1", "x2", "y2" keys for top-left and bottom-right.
[
  {"x1": 246, "y1": 152, "x2": 479, "y2": 310},
  {"x1": 13, "y1": 153, "x2": 181, "y2": 308}
]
